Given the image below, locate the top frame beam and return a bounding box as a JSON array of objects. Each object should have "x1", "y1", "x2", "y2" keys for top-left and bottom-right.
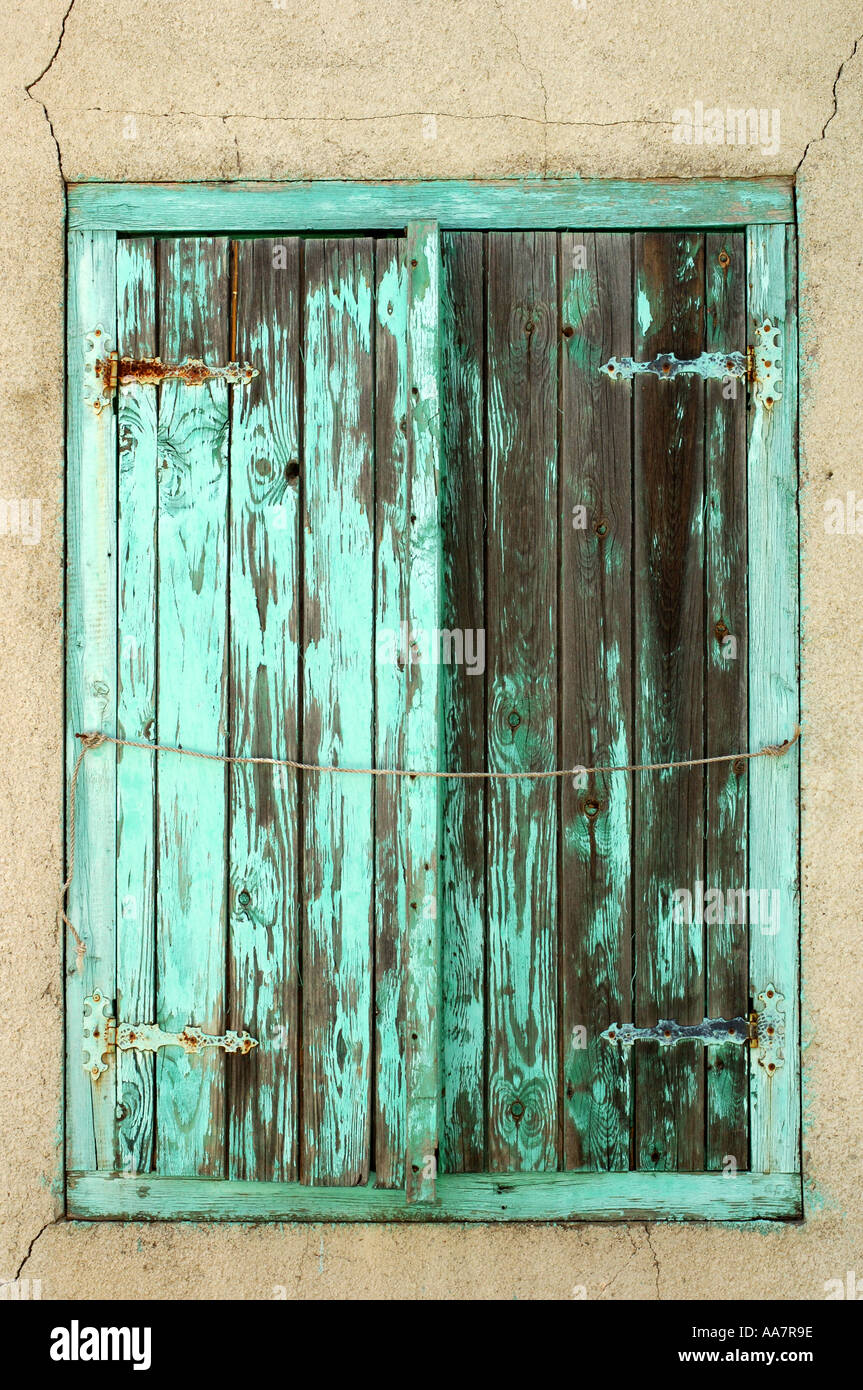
[{"x1": 68, "y1": 179, "x2": 794, "y2": 233}]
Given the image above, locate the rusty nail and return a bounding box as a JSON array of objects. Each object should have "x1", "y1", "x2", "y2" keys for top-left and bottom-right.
[{"x1": 718, "y1": 249, "x2": 730, "y2": 268}]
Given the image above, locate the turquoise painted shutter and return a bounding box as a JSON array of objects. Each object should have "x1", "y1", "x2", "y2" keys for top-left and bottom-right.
[
  {"x1": 66, "y1": 195, "x2": 799, "y2": 1221},
  {"x1": 69, "y1": 222, "x2": 442, "y2": 1198},
  {"x1": 439, "y1": 228, "x2": 799, "y2": 1186}
]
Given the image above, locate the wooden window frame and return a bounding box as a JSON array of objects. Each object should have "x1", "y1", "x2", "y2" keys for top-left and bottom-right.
[{"x1": 65, "y1": 178, "x2": 801, "y2": 1223}]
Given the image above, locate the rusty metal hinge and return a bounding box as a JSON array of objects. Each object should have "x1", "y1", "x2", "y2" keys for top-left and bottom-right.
[
  {"x1": 600, "y1": 983, "x2": 785, "y2": 1072},
  {"x1": 87, "y1": 341, "x2": 258, "y2": 412},
  {"x1": 96, "y1": 351, "x2": 258, "y2": 393},
  {"x1": 83, "y1": 990, "x2": 259, "y2": 1080},
  {"x1": 599, "y1": 319, "x2": 782, "y2": 410}
]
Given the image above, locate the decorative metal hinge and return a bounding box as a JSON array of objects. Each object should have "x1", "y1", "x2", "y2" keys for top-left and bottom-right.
[
  {"x1": 83, "y1": 991, "x2": 258, "y2": 1080},
  {"x1": 92, "y1": 350, "x2": 258, "y2": 403},
  {"x1": 600, "y1": 983, "x2": 785, "y2": 1072},
  {"x1": 599, "y1": 318, "x2": 782, "y2": 409}
]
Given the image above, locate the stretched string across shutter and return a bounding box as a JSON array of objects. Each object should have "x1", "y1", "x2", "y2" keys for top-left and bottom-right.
[{"x1": 60, "y1": 723, "x2": 801, "y2": 970}]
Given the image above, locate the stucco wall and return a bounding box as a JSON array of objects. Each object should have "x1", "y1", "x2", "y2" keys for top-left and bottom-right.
[{"x1": 1, "y1": 0, "x2": 861, "y2": 1300}]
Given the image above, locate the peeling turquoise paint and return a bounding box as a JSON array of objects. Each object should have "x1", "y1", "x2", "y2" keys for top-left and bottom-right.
[{"x1": 637, "y1": 286, "x2": 653, "y2": 337}]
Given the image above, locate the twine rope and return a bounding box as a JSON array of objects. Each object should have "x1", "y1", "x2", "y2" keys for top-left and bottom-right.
[{"x1": 60, "y1": 723, "x2": 800, "y2": 969}]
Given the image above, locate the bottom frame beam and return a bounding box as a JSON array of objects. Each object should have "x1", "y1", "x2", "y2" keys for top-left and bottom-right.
[{"x1": 68, "y1": 1170, "x2": 801, "y2": 1223}]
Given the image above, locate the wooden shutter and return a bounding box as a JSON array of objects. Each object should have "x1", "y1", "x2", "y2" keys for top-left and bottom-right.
[
  {"x1": 68, "y1": 224, "x2": 441, "y2": 1196},
  {"x1": 439, "y1": 226, "x2": 799, "y2": 1190},
  {"x1": 65, "y1": 184, "x2": 799, "y2": 1222}
]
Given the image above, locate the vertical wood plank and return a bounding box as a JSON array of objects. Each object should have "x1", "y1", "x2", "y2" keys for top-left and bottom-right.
[
  {"x1": 404, "y1": 222, "x2": 444, "y2": 1202},
  {"x1": 302, "y1": 238, "x2": 375, "y2": 1186},
  {"x1": 747, "y1": 224, "x2": 800, "y2": 1174},
  {"x1": 66, "y1": 229, "x2": 118, "y2": 1172},
  {"x1": 560, "y1": 232, "x2": 633, "y2": 1171},
  {"x1": 373, "y1": 236, "x2": 409, "y2": 1187},
  {"x1": 156, "y1": 237, "x2": 230, "y2": 1177},
  {"x1": 440, "y1": 231, "x2": 486, "y2": 1173},
  {"x1": 116, "y1": 237, "x2": 157, "y2": 1174},
  {"x1": 704, "y1": 232, "x2": 749, "y2": 1171},
  {"x1": 633, "y1": 232, "x2": 705, "y2": 1173},
  {"x1": 227, "y1": 237, "x2": 301, "y2": 1180},
  {"x1": 486, "y1": 232, "x2": 559, "y2": 1173}
]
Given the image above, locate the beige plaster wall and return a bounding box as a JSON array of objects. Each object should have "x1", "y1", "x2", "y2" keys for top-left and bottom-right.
[{"x1": 1, "y1": 0, "x2": 861, "y2": 1300}]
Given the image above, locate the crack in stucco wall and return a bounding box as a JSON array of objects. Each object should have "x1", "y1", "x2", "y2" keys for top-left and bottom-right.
[
  {"x1": 797, "y1": 33, "x2": 862, "y2": 174},
  {"x1": 492, "y1": 0, "x2": 550, "y2": 168},
  {"x1": 24, "y1": 0, "x2": 77, "y2": 181},
  {"x1": 1, "y1": 1217, "x2": 61, "y2": 1291},
  {"x1": 643, "y1": 1226, "x2": 662, "y2": 1299},
  {"x1": 69, "y1": 104, "x2": 671, "y2": 129}
]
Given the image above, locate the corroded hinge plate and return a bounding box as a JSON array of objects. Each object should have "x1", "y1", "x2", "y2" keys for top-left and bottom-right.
[
  {"x1": 83, "y1": 991, "x2": 258, "y2": 1080},
  {"x1": 748, "y1": 318, "x2": 783, "y2": 408},
  {"x1": 91, "y1": 350, "x2": 258, "y2": 403},
  {"x1": 599, "y1": 318, "x2": 782, "y2": 410},
  {"x1": 600, "y1": 983, "x2": 785, "y2": 1072},
  {"x1": 750, "y1": 983, "x2": 786, "y2": 1074}
]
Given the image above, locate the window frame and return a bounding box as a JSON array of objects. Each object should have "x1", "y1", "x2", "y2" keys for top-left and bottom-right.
[{"x1": 65, "y1": 178, "x2": 800, "y2": 1222}]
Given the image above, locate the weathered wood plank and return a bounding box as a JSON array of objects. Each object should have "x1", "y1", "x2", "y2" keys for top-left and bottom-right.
[
  {"x1": 116, "y1": 237, "x2": 157, "y2": 1175},
  {"x1": 301, "y1": 238, "x2": 375, "y2": 1186},
  {"x1": 704, "y1": 232, "x2": 749, "y2": 1171},
  {"x1": 747, "y1": 224, "x2": 800, "y2": 1175},
  {"x1": 404, "y1": 221, "x2": 444, "y2": 1203},
  {"x1": 633, "y1": 232, "x2": 705, "y2": 1173},
  {"x1": 373, "y1": 236, "x2": 409, "y2": 1188},
  {"x1": 66, "y1": 229, "x2": 119, "y2": 1173},
  {"x1": 560, "y1": 232, "x2": 633, "y2": 1171},
  {"x1": 227, "y1": 237, "x2": 301, "y2": 1180},
  {"x1": 440, "y1": 231, "x2": 486, "y2": 1174},
  {"x1": 68, "y1": 179, "x2": 796, "y2": 233},
  {"x1": 156, "y1": 238, "x2": 230, "y2": 1177},
  {"x1": 69, "y1": 1169, "x2": 802, "y2": 1223},
  {"x1": 486, "y1": 232, "x2": 559, "y2": 1172}
]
